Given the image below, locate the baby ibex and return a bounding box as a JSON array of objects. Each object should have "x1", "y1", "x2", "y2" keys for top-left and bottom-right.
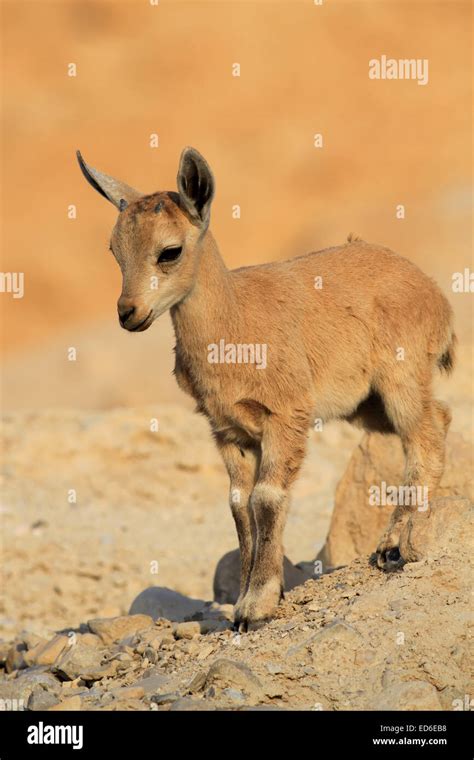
[{"x1": 78, "y1": 147, "x2": 455, "y2": 630}]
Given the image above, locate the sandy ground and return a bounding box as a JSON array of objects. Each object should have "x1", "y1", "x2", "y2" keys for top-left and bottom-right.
[{"x1": 1, "y1": 344, "x2": 471, "y2": 643}]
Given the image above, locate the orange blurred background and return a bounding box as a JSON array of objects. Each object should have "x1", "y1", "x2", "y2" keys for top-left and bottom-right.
[{"x1": 1, "y1": 0, "x2": 472, "y2": 410}]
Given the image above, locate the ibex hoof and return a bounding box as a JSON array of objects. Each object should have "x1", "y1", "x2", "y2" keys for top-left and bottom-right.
[
  {"x1": 233, "y1": 579, "x2": 282, "y2": 632},
  {"x1": 232, "y1": 617, "x2": 269, "y2": 634},
  {"x1": 374, "y1": 545, "x2": 405, "y2": 572}
]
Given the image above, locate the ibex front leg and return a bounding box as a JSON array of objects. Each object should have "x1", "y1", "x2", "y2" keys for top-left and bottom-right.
[
  {"x1": 216, "y1": 437, "x2": 260, "y2": 603},
  {"x1": 234, "y1": 421, "x2": 306, "y2": 631}
]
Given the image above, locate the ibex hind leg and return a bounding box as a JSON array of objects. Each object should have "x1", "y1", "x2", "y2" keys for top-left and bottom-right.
[{"x1": 374, "y1": 378, "x2": 448, "y2": 571}]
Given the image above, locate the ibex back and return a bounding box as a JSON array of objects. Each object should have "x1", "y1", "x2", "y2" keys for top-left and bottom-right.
[{"x1": 77, "y1": 147, "x2": 455, "y2": 630}]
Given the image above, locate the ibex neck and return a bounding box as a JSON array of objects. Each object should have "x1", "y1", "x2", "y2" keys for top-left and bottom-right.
[{"x1": 170, "y1": 231, "x2": 233, "y2": 347}]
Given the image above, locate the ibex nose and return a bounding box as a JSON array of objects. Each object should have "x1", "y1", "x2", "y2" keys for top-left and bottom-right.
[{"x1": 117, "y1": 298, "x2": 136, "y2": 327}]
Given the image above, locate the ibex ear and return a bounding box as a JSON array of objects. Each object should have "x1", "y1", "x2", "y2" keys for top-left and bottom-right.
[
  {"x1": 177, "y1": 147, "x2": 215, "y2": 226},
  {"x1": 76, "y1": 151, "x2": 142, "y2": 210}
]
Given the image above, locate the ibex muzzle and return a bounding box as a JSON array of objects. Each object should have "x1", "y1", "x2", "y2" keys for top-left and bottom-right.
[{"x1": 78, "y1": 146, "x2": 455, "y2": 631}]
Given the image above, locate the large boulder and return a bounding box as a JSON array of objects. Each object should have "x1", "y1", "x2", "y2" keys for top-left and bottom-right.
[
  {"x1": 129, "y1": 587, "x2": 206, "y2": 621},
  {"x1": 318, "y1": 431, "x2": 473, "y2": 568},
  {"x1": 399, "y1": 496, "x2": 473, "y2": 562}
]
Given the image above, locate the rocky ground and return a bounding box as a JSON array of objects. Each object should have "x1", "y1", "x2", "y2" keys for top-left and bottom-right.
[
  {"x1": 0, "y1": 493, "x2": 471, "y2": 711},
  {"x1": 1, "y1": 375, "x2": 472, "y2": 710}
]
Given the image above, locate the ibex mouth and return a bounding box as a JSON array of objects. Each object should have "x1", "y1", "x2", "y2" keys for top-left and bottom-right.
[{"x1": 128, "y1": 310, "x2": 154, "y2": 332}]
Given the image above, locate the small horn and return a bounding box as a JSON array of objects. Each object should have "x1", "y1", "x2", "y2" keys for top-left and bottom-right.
[{"x1": 76, "y1": 151, "x2": 142, "y2": 209}]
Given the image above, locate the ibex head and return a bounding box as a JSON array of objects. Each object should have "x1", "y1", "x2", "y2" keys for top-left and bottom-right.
[{"x1": 77, "y1": 147, "x2": 215, "y2": 331}]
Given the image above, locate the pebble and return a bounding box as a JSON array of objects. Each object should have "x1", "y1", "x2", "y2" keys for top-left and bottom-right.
[
  {"x1": 197, "y1": 645, "x2": 215, "y2": 661},
  {"x1": 109, "y1": 685, "x2": 145, "y2": 700},
  {"x1": 173, "y1": 622, "x2": 201, "y2": 640},
  {"x1": 222, "y1": 687, "x2": 245, "y2": 703},
  {"x1": 143, "y1": 647, "x2": 157, "y2": 663}
]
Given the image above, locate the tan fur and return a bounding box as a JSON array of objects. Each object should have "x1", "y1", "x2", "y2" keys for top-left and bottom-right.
[{"x1": 78, "y1": 147, "x2": 456, "y2": 630}]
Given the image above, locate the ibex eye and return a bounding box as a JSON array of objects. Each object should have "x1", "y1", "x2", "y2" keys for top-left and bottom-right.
[{"x1": 158, "y1": 246, "x2": 182, "y2": 264}]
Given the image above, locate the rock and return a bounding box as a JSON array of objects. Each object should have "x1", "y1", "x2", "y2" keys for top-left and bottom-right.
[
  {"x1": 109, "y1": 686, "x2": 145, "y2": 700},
  {"x1": 52, "y1": 643, "x2": 117, "y2": 682},
  {"x1": 129, "y1": 587, "x2": 206, "y2": 622},
  {"x1": 371, "y1": 681, "x2": 442, "y2": 711},
  {"x1": 222, "y1": 687, "x2": 245, "y2": 703},
  {"x1": 399, "y1": 497, "x2": 473, "y2": 562},
  {"x1": 0, "y1": 671, "x2": 60, "y2": 707},
  {"x1": 141, "y1": 631, "x2": 175, "y2": 651},
  {"x1": 318, "y1": 431, "x2": 473, "y2": 567},
  {"x1": 173, "y1": 622, "x2": 201, "y2": 640},
  {"x1": 143, "y1": 647, "x2": 157, "y2": 663},
  {"x1": 24, "y1": 634, "x2": 70, "y2": 667},
  {"x1": 202, "y1": 659, "x2": 263, "y2": 701},
  {"x1": 87, "y1": 615, "x2": 153, "y2": 645},
  {"x1": 49, "y1": 695, "x2": 82, "y2": 711},
  {"x1": 79, "y1": 633, "x2": 102, "y2": 648},
  {"x1": 179, "y1": 640, "x2": 200, "y2": 656},
  {"x1": 213, "y1": 549, "x2": 312, "y2": 605},
  {"x1": 28, "y1": 690, "x2": 60, "y2": 711},
  {"x1": 188, "y1": 671, "x2": 207, "y2": 693},
  {"x1": 21, "y1": 632, "x2": 46, "y2": 650},
  {"x1": 131, "y1": 670, "x2": 174, "y2": 695}
]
